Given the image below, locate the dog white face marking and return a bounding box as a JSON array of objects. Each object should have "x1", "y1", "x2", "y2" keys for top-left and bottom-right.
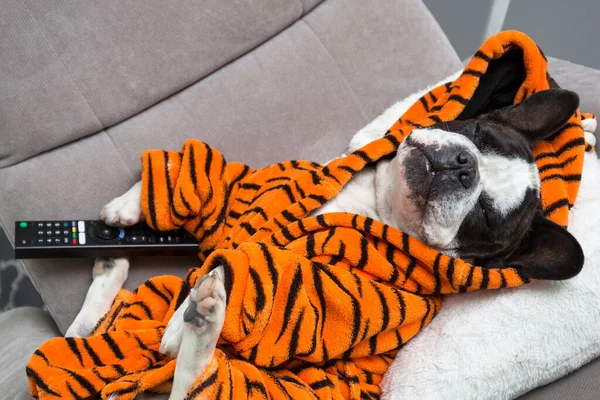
[
  {"x1": 387, "y1": 127, "x2": 540, "y2": 251},
  {"x1": 478, "y1": 153, "x2": 540, "y2": 217}
]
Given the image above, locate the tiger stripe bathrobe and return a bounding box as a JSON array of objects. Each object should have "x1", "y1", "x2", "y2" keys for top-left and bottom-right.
[{"x1": 27, "y1": 31, "x2": 595, "y2": 399}]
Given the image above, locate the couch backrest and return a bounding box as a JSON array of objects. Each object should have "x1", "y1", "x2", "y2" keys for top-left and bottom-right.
[
  {"x1": 0, "y1": 0, "x2": 460, "y2": 169},
  {"x1": 1, "y1": 0, "x2": 321, "y2": 167}
]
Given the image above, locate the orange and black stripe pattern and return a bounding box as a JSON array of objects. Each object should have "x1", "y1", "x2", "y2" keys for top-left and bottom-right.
[
  {"x1": 27, "y1": 276, "x2": 183, "y2": 399},
  {"x1": 28, "y1": 30, "x2": 594, "y2": 399}
]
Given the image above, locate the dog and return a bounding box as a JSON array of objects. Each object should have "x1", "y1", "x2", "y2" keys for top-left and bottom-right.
[{"x1": 66, "y1": 88, "x2": 584, "y2": 399}]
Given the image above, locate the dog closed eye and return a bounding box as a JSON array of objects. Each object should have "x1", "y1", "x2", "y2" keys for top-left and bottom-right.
[{"x1": 479, "y1": 202, "x2": 490, "y2": 227}]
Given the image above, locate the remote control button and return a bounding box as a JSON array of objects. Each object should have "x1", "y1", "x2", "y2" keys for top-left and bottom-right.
[
  {"x1": 46, "y1": 222, "x2": 52, "y2": 228},
  {"x1": 159, "y1": 237, "x2": 165, "y2": 243},
  {"x1": 63, "y1": 222, "x2": 69, "y2": 228},
  {"x1": 37, "y1": 222, "x2": 44, "y2": 228},
  {"x1": 21, "y1": 239, "x2": 27, "y2": 245},
  {"x1": 72, "y1": 221, "x2": 76, "y2": 227},
  {"x1": 45, "y1": 238, "x2": 53, "y2": 245},
  {"x1": 175, "y1": 236, "x2": 180, "y2": 243},
  {"x1": 37, "y1": 230, "x2": 44, "y2": 236},
  {"x1": 54, "y1": 222, "x2": 61, "y2": 228},
  {"x1": 78, "y1": 221, "x2": 85, "y2": 232},
  {"x1": 54, "y1": 230, "x2": 61, "y2": 236},
  {"x1": 93, "y1": 224, "x2": 119, "y2": 240},
  {"x1": 118, "y1": 228, "x2": 125, "y2": 239},
  {"x1": 54, "y1": 238, "x2": 61, "y2": 244},
  {"x1": 46, "y1": 230, "x2": 53, "y2": 236},
  {"x1": 72, "y1": 233, "x2": 77, "y2": 239},
  {"x1": 37, "y1": 238, "x2": 44, "y2": 244},
  {"x1": 19, "y1": 221, "x2": 28, "y2": 228},
  {"x1": 167, "y1": 236, "x2": 173, "y2": 243},
  {"x1": 72, "y1": 227, "x2": 77, "y2": 233},
  {"x1": 73, "y1": 238, "x2": 77, "y2": 245},
  {"x1": 63, "y1": 237, "x2": 69, "y2": 244},
  {"x1": 133, "y1": 235, "x2": 148, "y2": 243},
  {"x1": 79, "y1": 233, "x2": 86, "y2": 245},
  {"x1": 63, "y1": 230, "x2": 70, "y2": 236}
]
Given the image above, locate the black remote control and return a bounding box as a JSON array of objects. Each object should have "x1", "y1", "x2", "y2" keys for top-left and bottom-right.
[{"x1": 14, "y1": 220, "x2": 199, "y2": 259}]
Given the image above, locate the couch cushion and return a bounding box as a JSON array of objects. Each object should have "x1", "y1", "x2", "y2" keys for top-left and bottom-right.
[
  {"x1": 0, "y1": 0, "x2": 461, "y2": 332},
  {"x1": 0, "y1": 0, "x2": 104, "y2": 168},
  {"x1": 0, "y1": 0, "x2": 318, "y2": 168}
]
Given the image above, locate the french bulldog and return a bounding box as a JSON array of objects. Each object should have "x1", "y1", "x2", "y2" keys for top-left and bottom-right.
[{"x1": 67, "y1": 88, "x2": 584, "y2": 399}]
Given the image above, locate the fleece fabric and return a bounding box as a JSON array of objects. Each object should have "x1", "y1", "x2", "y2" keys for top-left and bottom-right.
[{"x1": 27, "y1": 31, "x2": 593, "y2": 400}]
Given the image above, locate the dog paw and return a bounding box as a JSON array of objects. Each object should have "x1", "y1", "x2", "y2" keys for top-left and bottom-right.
[
  {"x1": 92, "y1": 257, "x2": 129, "y2": 280},
  {"x1": 101, "y1": 181, "x2": 143, "y2": 227},
  {"x1": 168, "y1": 269, "x2": 226, "y2": 399},
  {"x1": 584, "y1": 131, "x2": 596, "y2": 148},
  {"x1": 183, "y1": 269, "x2": 227, "y2": 335},
  {"x1": 582, "y1": 117, "x2": 597, "y2": 135},
  {"x1": 160, "y1": 269, "x2": 226, "y2": 358}
]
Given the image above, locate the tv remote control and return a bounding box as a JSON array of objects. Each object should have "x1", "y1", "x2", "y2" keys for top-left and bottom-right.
[{"x1": 14, "y1": 220, "x2": 199, "y2": 259}]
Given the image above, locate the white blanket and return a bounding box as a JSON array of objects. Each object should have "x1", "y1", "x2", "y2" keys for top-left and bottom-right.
[{"x1": 351, "y1": 77, "x2": 600, "y2": 400}]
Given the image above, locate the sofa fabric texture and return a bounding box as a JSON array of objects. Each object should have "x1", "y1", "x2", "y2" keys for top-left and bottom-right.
[{"x1": 0, "y1": 307, "x2": 60, "y2": 399}]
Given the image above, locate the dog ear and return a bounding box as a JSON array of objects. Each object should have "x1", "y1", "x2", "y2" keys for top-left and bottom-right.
[
  {"x1": 487, "y1": 88, "x2": 579, "y2": 146},
  {"x1": 483, "y1": 211, "x2": 584, "y2": 280}
]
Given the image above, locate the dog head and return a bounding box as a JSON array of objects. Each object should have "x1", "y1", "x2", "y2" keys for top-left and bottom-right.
[{"x1": 388, "y1": 88, "x2": 584, "y2": 280}]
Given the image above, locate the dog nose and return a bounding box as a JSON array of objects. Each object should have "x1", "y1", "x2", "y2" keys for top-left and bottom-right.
[
  {"x1": 456, "y1": 151, "x2": 477, "y2": 188},
  {"x1": 457, "y1": 151, "x2": 471, "y2": 165}
]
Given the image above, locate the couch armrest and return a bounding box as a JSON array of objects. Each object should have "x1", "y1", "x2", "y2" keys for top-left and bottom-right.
[{"x1": 0, "y1": 307, "x2": 60, "y2": 399}]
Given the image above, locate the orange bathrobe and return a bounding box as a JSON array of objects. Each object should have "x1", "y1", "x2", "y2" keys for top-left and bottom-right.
[{"x1": 27, "y1": 31, "x2": 594, "y2": 400}]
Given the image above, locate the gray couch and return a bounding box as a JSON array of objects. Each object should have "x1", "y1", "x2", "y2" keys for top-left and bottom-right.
[{"x1": 1, "y1": 1, "x2": 599, "y2": 398}]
